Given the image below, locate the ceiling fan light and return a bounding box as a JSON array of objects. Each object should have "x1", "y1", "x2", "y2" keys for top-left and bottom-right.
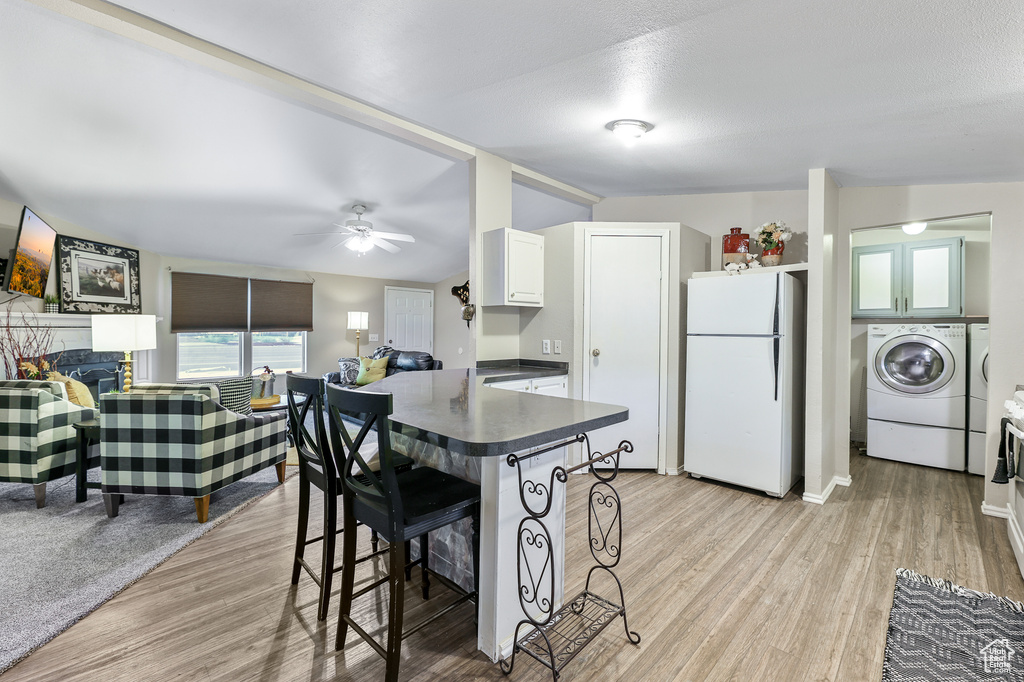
[{"x1": 346, "y1": 235, "x2": 374, "y2": 252}]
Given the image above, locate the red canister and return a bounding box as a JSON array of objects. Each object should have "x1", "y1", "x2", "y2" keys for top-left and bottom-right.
[{"x1": 722, "y1": 227, "x2": 749, "y2": 268}]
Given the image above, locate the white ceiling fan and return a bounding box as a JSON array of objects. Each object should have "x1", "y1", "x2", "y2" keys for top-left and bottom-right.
[{"x1": 297, "y1": 204, "x2": 415, "y2": 254}]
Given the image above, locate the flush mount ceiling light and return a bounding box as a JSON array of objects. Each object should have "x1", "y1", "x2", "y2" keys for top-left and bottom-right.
[
  {"x1": 902, "y1": 222, "x2": 927, "y2": 235},
  {"x1": 605, "y1": 119, "x2": 654, "y2": 142}
]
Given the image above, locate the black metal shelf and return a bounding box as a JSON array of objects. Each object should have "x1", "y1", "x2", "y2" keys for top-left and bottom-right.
[{"x1": 499, "y1": 434, "x2": 640, "y2": 681}]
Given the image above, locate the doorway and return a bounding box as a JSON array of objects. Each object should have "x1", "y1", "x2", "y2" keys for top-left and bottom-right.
[{"x1": 384, "y1": 286, "x2": 433, "y2": 353}]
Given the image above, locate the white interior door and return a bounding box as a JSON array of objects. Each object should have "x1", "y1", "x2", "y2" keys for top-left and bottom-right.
[
  {"x1": 583, "y1": 233, "x2": 666, "y2": 469},
  {"x1": 385, "y1": 287, "x2": 433, "y2": 353}
]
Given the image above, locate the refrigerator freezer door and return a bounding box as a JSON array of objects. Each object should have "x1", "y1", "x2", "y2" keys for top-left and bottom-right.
[
  {"x1": 684, "y1": 335, "x2": 785, "y2": 495},
  {"x1": 687, "y1": 273, "x2": 782, "y2": 336}
]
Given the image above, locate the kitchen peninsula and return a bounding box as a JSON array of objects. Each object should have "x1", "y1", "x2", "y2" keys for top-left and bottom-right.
[{"x1": 359, "y1": 367, "x2": 629, "y2": 660}]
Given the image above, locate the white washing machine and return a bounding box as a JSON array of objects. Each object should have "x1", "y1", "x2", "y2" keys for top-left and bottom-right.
[
  {"x1": 866, "y1": 323, "x2": 967, "y2": 470},
  {"x1": 967, "y1": 323, "x2": 989, "y2": 475}
]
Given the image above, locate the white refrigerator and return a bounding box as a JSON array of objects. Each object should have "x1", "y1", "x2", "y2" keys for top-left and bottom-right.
[{"x1": 683, "y1": 272, "x2": 805, "y2": 497}]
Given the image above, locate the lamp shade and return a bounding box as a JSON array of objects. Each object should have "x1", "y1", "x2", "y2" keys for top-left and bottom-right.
[
  {"x1": 91, "y1": 314, "x2": 158, "y2": 352},
  {"x1": 347, "y1": 311, "x2": 368, "y2": 331}
]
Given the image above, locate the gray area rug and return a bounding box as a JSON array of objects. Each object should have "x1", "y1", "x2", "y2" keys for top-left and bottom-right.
[
  {"x1": 0, "y1": 465, "x2": 293, "y2": 673},
  {"x1": 884, "y1": 568, "x2": 1024, "y2": 681}
]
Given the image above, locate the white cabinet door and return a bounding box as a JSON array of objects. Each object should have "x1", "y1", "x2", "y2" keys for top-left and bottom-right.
[
  {"x1": 507, "y1": 230, "x2": 544, "y2": 305},
  {"x1": 904, "y1": 238, "x2": 963, "y2": 317},
  {"x1": 481, "y1": 228, "x2": 544, "y2": 307},
  {"x1": 531, "y1": 376, "x2": 567, "y2": 397},
  {"x1": 852, "y1": 244, "x2": 901, "y2": 317},
  {"x1": 489, "y1": 378, "x2": 532, "y2": 392}
]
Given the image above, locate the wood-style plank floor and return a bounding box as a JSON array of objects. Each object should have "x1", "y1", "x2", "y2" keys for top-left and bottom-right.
[{"x1": 7, "y1": 451, "x2": 1023, "y2": 681}]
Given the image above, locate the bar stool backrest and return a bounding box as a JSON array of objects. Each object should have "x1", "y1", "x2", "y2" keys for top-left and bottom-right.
[
  {"x1": 286, "y1": 374, "x2": 337, "y2": 488},
  {"x1": 325, "y1": 384, "x2": 405, "y2": 537}
]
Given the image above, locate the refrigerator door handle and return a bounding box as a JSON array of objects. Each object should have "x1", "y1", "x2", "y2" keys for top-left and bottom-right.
[
  {"x1": 772, "y1": 273, "x2": 780, "y2": 336},
  {"x1": 773, "y1": 336, "x2": 780, "y2": 401}
]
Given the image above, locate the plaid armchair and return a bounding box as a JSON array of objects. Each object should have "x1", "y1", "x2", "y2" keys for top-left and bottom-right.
[
  {"x1": 99, "y1": 383, "x2": 287, "y2": 522},
  {"x1": 0, "y1": 380, "x2": 98, "y2": 508}
]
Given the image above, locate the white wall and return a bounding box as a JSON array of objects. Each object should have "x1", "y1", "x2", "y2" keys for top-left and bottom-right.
[
  {"x1": 433, "y1": 270, "x2": 472, "y2": 369},
  {"x1": 594, "y1": 190, "x2": 809, "y2": 268}
]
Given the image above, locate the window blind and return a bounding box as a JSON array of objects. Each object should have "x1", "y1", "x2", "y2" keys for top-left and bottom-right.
[
  {"x1": 250, "y1": 278, "x2": 314, "y2": 331},
  {"x1": 170, "y1": 272, "x2": 249, "y2": 333}
]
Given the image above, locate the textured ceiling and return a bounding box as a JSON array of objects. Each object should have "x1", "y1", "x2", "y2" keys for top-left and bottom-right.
[{"x1": 1, "y1": 0, "x2": 1022, "y2": 281}]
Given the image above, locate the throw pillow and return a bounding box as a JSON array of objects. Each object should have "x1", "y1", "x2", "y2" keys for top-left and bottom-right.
[
  {"x1": 46, "y1": 372, "x2": 96, "y2": 409},
  {"x1": 213, "y1": 376, "x2": 254, "y2": 415},
  {"x1": 179, "y1": 376, "x2": 253, "y2": 414},
  {"x1": 356, "y1": 357, "x2": 388, "y2": 386},
  {"x1": 337, "y1": 357, "x2": 361, "y2": 385}
]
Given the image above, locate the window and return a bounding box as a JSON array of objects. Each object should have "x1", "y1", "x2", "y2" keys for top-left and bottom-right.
[
  {"x1": 177, "y1": 331, "x2": 306, "y2": 379},
  {"x1": 252, "y1": 331, "x2": 306, "y2": 374},
  {"x1": 177, "y1": 332, "x2": 243, "y2": 379}
]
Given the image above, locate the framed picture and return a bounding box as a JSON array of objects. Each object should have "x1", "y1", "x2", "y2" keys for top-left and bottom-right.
[{"x1": 57, "y1": 236, "x2": 141, "y2": 314}]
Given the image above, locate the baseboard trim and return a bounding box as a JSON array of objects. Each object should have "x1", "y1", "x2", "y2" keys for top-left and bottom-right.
[
  {"x1": 665, "y1": 466, "x2": 682, "y2": 476},
  {"x1": 803, "y1": 475, "x2": 840, "y2": 505},
  {"x1": 834, "y1": 475, "x2": 852, "y2": 487},
  {"x1": 1007, "y1": 506, "x2": 1024, "y2": 580},
  {"x1": 982, "y1": 501, "x2": 1011, "y2": 519}
]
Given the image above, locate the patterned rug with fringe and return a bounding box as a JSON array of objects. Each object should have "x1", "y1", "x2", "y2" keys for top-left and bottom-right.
[{"x1": 884, "y1": 568, "x2": 1024, "y2": 681}]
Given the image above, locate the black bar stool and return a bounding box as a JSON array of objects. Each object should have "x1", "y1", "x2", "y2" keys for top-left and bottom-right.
[
  {"x1": 286, "y1": 374, "x2": 413, "y2": 621},
  {"x1": 326, "y1": 384, "x2": 480, "y2": 682}
]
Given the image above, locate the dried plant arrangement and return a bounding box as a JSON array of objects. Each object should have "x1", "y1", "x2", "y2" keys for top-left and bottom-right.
[{"x1": 0, "y1": 300, "x2": 63, "y2": 379}]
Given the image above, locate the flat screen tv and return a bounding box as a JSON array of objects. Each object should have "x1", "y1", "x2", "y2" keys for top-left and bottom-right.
[{"x1": 4, "y1": 207, "x2": 57, "y2": 299}]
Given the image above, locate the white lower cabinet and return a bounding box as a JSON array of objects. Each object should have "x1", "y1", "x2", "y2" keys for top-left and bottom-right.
[{"x1": 488, "y1": 375, "x2": 568, "y2": 397}]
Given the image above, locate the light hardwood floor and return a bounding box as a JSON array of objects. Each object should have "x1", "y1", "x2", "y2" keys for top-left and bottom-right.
[{"x1": 7, "y1": 451, "x2": 1023, "y2": 682}]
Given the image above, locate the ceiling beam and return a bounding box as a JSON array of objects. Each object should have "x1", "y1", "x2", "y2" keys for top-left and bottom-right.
[{"x1": 30, "y1": 0, "x2": 604, "y2": 206}]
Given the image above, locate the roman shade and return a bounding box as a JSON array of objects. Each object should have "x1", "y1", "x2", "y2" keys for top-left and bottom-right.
[
  {"x1": 170, "y1": 272, "x2": 248, "y2": 333},
  {"x1": 250, "y1": 278, "x2": 313, "y2": 331}
]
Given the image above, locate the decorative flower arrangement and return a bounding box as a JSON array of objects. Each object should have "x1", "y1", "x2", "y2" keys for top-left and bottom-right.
[
  {"x1": 754, "y1": 221, "x2": 793, "y2": 250},
  {"x1": 253, "y1": 365, "x2": 274, "y2": 398},
  {"x1": 18, "y1": 359, "x2": 50, "y2": 379},
  {"x1": 724, "y1": 253, "x2": 762, "y2": 274}
]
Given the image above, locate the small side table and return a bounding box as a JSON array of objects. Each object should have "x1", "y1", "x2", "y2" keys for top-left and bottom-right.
[
  {"x1": 73, "y1": 419, "x2": 123, "y2": 516},
  {"x1": 73, "y1": 419, "x2": 101, "y2": 503}
]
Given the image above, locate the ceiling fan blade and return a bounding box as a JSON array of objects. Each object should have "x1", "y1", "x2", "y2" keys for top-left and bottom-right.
[
  {"x1": 373, "y1": 230, "x2": 415, "y2": 242},
  {"x1": 332, "y1": 223, "x2": 360, "y2": 233},
  {"x1": 370, "y1": 236, "x2": 400, "y2": 253},
  {"x1": 295, "y1": 231, "x2": 342, "y2": 236}
]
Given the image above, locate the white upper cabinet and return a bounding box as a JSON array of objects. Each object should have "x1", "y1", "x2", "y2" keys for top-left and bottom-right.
[
  {"x1": 481, "y1": 228, "x2": 544, "y2": 307},
  {"x1": 852, "y1": 237, "x2": 964, "y2": 318}
]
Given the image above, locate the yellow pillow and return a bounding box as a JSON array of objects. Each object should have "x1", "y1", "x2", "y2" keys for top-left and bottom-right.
[
  {"x1": 46, "y1": 372, "x2": 96, "y2": 409},
  {"x1": 355, "y1": 357, "x2": 388, "y2": 385}
]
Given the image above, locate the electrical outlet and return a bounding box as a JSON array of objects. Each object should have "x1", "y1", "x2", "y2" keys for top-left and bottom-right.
[
  {"x1": 554, "y1": 340, "x2": 562, "y2": 354},
  {"x1": 542, "y1": 339, "x2": 551, "y2": 354},
  {"x1": 369, "y1": 334, "x2": 379, "y2": 342}
]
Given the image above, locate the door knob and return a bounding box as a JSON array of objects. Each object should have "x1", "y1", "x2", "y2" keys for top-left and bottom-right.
[{"x1": 592, "y1": 349, "x2": 600, "y2": 357}]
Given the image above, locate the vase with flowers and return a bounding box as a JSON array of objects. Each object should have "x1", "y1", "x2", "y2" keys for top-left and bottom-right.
[{"x1": 754, "y1": 221, "x2": 793, "y2": 267}]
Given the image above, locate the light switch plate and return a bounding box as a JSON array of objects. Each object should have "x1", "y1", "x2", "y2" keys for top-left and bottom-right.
[
  {"x1": 554, "y1": 340, "x2": 562, "y2": 354},
  {"x1": 542, "y1": 339, "x2": 551, "y2": 354},
  {"x1": 369, "y1": 334, "x2": 379, "y2": 342}
]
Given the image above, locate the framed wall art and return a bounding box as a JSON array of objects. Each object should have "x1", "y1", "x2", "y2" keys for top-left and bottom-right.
[{"x1": 57, "y1": 236, "x2": 141, "y2": 314}]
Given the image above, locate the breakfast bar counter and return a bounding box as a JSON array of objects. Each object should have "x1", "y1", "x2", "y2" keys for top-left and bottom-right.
[{"x1": 359, "y1": 368, "x2": 629, "y2": 661}]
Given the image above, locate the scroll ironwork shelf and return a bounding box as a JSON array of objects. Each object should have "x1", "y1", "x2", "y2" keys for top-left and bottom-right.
[{"x1": 499, "y1": 434, "x2": 640, "y2": 680}]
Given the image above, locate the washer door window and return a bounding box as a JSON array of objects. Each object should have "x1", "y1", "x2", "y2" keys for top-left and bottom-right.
[{"x1": 874, "y1": 334, "x2": 955, "y2": 395}]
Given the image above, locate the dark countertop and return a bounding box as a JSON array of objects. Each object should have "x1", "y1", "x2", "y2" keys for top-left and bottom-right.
[
  {"x1": 359, "y1": 368, "x2": 626, "y2": 457},
  {"x1": 475, "y1": 358, "x2": 568, "y2": 383}
]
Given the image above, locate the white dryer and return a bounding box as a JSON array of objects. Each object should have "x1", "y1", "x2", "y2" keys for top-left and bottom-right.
[
  {"x1": 866, "y1": 323, "x2": 967, "y2": 470},
  {"x1": 967, "y1": 323, "x2": 989, "y2": 475}
]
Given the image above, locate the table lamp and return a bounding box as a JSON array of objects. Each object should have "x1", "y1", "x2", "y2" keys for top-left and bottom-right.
[
  {"x1": 91, "y1": 314, "x2": 157, "y2": 393},
  {"x1": 347, "y1": 311, "x2": 368, "y2": 357}
]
